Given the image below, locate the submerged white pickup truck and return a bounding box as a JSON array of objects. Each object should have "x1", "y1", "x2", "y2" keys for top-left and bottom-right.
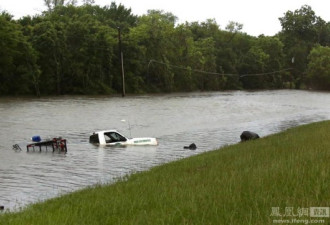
[{"x1": 89, "y1": 130, "x2": 158, "y2": 146}]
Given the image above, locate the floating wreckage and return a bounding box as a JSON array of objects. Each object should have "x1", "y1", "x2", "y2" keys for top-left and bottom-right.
[
  {"x1": 13, "y1": 136, "x2": 67, "y2": 153},
  {"x1": 184, "y1": 143, "x2": 197, "y2": 150}
]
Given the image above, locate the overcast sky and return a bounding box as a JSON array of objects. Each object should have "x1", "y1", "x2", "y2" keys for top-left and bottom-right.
[{"x1": 1, "y1": 0, "x2": 329, "y2": 36}]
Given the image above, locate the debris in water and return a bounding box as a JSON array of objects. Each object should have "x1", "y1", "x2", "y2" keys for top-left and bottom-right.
[{"x1": 184, "y1": 143, "x2": 197, "y2": 150}]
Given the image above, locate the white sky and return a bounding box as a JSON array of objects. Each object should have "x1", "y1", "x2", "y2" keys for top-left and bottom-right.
[{"x1": 0, "y1": 0, "x2": 329, "y2": 36}]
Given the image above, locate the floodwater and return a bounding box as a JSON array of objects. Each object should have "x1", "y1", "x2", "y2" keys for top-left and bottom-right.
[{"x1": 0, "y1": 90, "x2": 329, "y2": 211}]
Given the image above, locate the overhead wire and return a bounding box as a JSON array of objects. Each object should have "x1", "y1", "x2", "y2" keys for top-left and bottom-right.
[{"x1": 148, "y1": 59, "x2": 292, "y2": 78}]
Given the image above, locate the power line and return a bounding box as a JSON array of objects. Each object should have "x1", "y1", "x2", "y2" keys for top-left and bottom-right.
[
  {"x1": 239, "y1": 68, "x2": 292, "y2": 78},
  {"x1": 148, "y1": 59, "x2": 292, "y2": 77}
]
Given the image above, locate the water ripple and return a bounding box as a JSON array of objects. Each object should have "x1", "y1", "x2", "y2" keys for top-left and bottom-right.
[{"x1": 0, "y1": 90, "x2": 330, "y2": 210}]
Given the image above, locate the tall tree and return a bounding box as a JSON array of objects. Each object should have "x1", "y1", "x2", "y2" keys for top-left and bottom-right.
[
  {"x1": 32, "y1": 19, "x2": 67, "y2": 94},
  {"x1": 128, "y1": 10, "x2": 177, "y2": 92},
  {"x1": 44, "y1": 0, "x2": 65, "y2": 11},
  {"x1": 279, "y1": 5, "x2": 326, "y2": 88},
  {"x1": 0, "y1": 12, "x2": 39, "y2": 95},
  {"x1": 239, "y1": 45, "x2": 270, "y2": 89},
  {"x1": 306, "y1": 45, "x2": 330, "y2": 90}
]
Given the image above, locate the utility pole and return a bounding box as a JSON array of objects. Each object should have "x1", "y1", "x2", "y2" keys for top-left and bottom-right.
[{"x1": 118, "y1": 27, "x2": 125, "y2": 97}]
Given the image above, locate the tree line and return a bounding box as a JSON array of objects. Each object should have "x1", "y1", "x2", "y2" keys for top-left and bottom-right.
[{"x1": 1, "y1": 2, "x2": 330, "y2": 96}]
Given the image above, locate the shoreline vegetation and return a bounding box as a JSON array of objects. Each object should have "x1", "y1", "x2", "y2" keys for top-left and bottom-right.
[
  {"x1": 1, "y1": 3, "x2": 330, "y2": 96},
  {"x1": 1, "y1": 121, "x2": 329, "y2": 224}
]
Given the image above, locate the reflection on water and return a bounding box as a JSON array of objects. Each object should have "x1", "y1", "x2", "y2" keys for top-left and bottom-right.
[{"x1": 0, "y1": 90, "x2": 329, "y2": 210}]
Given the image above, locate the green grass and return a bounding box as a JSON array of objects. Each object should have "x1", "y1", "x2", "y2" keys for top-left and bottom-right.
[{"x1": 1, "y1": 121, "x2": 329, "y2": 225}]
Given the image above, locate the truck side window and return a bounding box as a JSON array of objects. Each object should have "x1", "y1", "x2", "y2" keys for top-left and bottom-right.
[{"x1": 104, "y1": 132, "x2": 127, "y2": 143}]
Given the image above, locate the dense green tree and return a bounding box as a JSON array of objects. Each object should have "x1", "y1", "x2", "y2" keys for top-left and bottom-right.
[
  {"x1": 239, "y1": 45, "x2": 270, "y2": 89},
  {"x1": 32, "y1": 19, "x2": 67, "y2": 94},
  {"x1": 190, "y1": 37, "x2": 217, "y2": 90},
  {"x1": 26, "y1": 3, "x2": 133, "y2": 95},
  {"x1": 0, "y1": 13, "x2": 39, "y2": 95},
  {"x1": 169, "y1": 24, "x2": 196, "y2": 91},
  {"x1": 278, "y1": 5, "x2": 329, "y2": 88},
  {"x1": 214, "y1": 24, "x2": 249, "y2": 89},
  {"x1": 182, "y1": 20, "x2": 226, "y2": 91},
  {"x1": 242, "y1": 35, "x2": 284, "y2": 89},
  {"x1": 62, "y1": 14, "x2": 115, "y2": 93},
  {"x1": 306, "y1": 45, "x2": 330, "y2": 90},
  {"x1": 1, "y1": 3, "x2": 330, "y2": 95},
  {"x1": 128, "y1": 10, "x2": 178, "y2": 92}
]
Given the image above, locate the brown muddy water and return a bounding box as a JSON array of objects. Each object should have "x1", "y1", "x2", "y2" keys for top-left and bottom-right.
[{"x1": 0, "y1": 90, "x2": 329, "y2": 211}]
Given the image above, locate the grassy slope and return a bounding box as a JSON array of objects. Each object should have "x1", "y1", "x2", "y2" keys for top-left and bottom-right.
[{"x1": 1, "y1": 121, "x2": 329, "y2": 225}]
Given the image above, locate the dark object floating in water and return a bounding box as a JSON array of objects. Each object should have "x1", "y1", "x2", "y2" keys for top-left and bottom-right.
[
  {"x1": 0, "y1": 205, "x2": 4, "y2": 210},
  {"x1": 240, "y1": 131, "x2": 260, "y2": 141},
  {"x1": 184, "y1": 143, "x2": 197, "y2": 150},
  {"x1": 12, "y1": 144, "x2": 22, "y2": 151},
  {"x1": 26, "y1": 137, "x2": 67, "y2": 152}
]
